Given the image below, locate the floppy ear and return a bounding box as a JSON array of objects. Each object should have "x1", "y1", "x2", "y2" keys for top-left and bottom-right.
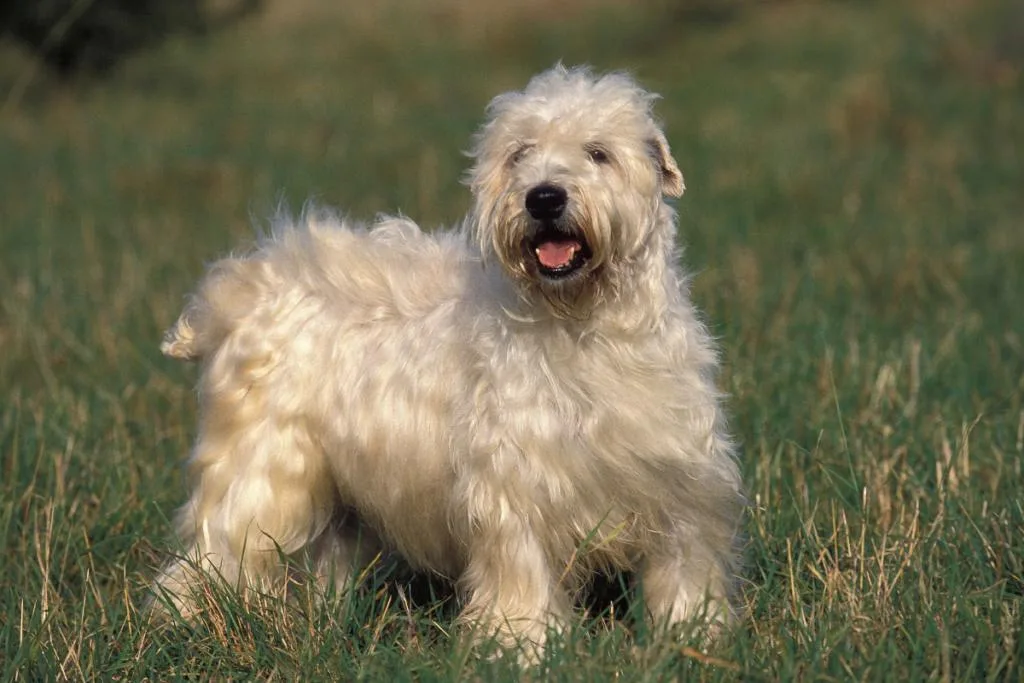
[{"x1": 648, "y1": 129, "x2": 685, "y2": 198}]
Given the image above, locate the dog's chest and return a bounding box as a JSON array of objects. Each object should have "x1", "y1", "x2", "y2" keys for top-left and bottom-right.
[{"x1": 484, "y1": 335, "x2": 697, "y2": 530}]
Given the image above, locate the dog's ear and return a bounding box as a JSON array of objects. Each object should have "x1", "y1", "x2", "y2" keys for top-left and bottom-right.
[{"x1": 648, "y1": 130, "x2": 684, "y2": 198}]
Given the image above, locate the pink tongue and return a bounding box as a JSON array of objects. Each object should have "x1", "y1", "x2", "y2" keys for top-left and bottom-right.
[{"x1": 536, "y1": 240, "x2": 580, "y2": 268}]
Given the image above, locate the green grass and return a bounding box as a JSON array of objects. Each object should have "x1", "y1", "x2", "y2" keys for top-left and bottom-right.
[{"x1": 2, "y1": 0, "x2": 1022, "y2": 679}]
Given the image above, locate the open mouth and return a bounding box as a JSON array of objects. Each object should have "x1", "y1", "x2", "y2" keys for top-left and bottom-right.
[{"x1": 528, "y1": 225, "x2": 592, "y2": 279}]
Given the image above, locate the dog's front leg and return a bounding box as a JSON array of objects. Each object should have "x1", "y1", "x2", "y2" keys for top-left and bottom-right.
[
  {"x1": 639, "y1": 530, "x2": 734, "y2": 635},
  {"x1": 456, "y1": 500, "x2": 570, "y2": 656}
]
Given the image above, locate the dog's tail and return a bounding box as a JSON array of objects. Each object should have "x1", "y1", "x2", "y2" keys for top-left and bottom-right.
[
  {"x1": 160, "y1": 306, "x2": 205, "y2": 361},
  {"x1": 160, "y1": 255, "x2": 268, "y2": 362}
]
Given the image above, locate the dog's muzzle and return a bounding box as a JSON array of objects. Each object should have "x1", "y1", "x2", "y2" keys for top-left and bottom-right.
[{"x1": 524, "y1": 184, "x2": 592, "y2": 280}]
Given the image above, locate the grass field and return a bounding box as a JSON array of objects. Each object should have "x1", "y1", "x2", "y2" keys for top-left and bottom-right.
[{"x1": 2, "y1": 0, "x2": 1022, "y2": 679}]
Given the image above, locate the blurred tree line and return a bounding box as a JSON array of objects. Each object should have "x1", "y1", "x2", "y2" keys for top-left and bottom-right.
[{"x1": 1, "y1": 0, "x2": 262, "y2": 76}]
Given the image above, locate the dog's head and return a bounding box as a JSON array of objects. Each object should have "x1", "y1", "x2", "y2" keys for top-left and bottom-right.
[{"x1": 466, "y1": 65, "x2": 683, "y2": 316}]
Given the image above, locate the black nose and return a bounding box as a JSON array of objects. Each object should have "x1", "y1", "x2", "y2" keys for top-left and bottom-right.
[{"x1": 525, "y1": 184, "x2": 567, "y2": 220}]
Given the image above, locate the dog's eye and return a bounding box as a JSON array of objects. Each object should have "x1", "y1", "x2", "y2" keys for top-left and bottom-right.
[
  {"x1": 586, "y1": 145, "x2": 611, "y2": 164},
  {"x1": 509, "y1": 145, "x2": 532, "y2": 165}
]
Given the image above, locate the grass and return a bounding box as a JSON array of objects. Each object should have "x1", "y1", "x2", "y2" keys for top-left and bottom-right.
[{"x1": 1, "y1": 0, "x2": 1022, "y2": 679}]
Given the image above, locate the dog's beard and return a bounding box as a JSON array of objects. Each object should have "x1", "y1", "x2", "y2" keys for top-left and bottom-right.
[{"x1": 487, "y1": 201, "x2": 615, "y2": 320}]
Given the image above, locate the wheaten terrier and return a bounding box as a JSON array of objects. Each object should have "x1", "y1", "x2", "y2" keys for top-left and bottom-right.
[{"x1": 154, "y1": 65, "x2": 744, "y2": 650}]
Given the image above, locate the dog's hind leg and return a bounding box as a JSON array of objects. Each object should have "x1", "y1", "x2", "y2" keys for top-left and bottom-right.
[{"x1": 152, "y1": 357, "x2": 337, "y2": 617}]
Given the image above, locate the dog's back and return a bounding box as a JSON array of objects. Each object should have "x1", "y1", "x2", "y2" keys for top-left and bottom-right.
[{"x1": 161, "y1": 211, "x2": 473, "y2": 363}]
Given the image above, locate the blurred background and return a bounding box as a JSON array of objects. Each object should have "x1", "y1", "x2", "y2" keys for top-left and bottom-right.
[{"x1": 0, "y1": 1, "x2": 1022, "y2": 678}]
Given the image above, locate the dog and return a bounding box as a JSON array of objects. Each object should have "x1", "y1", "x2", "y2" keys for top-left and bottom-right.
[{"x1": 153, "y1": 65, "x2": 744, "y2": 652}]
